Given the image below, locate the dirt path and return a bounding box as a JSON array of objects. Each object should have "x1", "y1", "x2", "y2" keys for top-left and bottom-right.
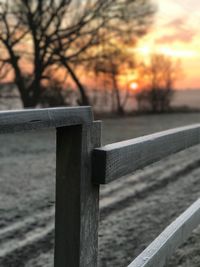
[
  {"x1": 0, "y1": 113, "x2": 200, "y2": 266},
  {"x1": 99, "y1": 146, "x2": 200, "y2": 267},
  {"x1": 1, "y1": 146, "x2": 200, "y2": 267}
]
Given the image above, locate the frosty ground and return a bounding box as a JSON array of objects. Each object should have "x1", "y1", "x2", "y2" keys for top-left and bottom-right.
[{"x1": 0, "y1": 112, "x2": 200, "y2": 266}]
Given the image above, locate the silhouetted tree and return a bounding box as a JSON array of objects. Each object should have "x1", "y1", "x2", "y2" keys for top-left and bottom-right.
[
  {"x1": 91, "y1": 46, "x2": 135, "y2": 115},
  {"x1": 0, "y1": 0, "x2": 155, "y2": 107},
  {"x1": 136, "y1": 54, "x2": 181, "y2": 112}
]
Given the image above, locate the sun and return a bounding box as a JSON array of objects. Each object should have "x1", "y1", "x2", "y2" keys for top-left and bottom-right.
[{"x1": 130, "y1": 82, "x2": 138, "y2": 91}]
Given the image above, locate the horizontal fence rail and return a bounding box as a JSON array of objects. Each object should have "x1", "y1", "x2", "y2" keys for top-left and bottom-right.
[
  {"x1": 0, "y1": 107, "x2": 93, "y2": 133},
  {"x1": 1, "y1": 107, "x2": 200, "y2": 267},
  {"x1": 128, "y1": 198, "x2": 200, "y2": 267},
  {"x1": 92, "y1": 124, "x2": 200, "y2": 184}
]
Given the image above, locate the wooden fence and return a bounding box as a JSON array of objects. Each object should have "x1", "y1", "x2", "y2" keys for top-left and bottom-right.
[{"x1": 1, "y1": 106, "x2": 200, "y2": 267}]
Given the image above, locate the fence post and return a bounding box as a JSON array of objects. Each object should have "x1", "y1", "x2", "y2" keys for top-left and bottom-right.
[{"x1": 54, "y1": 121, "x2": 101, "y2": 267}]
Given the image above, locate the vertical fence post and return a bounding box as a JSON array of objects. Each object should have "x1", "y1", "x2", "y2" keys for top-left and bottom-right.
[{"x1": 54, "y1": 121, "x2": 101, "y2": 267}]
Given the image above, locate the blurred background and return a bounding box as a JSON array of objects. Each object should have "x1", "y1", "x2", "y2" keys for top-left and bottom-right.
[
  {"x1": 0, "y1": 0, "x2": 200, "y2": 114},
  {"x1": 0, "y1": 0, "x2": 200, "y2": 266}
]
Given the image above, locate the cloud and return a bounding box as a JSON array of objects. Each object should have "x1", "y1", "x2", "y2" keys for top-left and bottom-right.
[
  {"x1": 166, "y1": 17, "x2": 188, "y2": 28},
  {"x1": 156, "y1": 17, "x2": 197, "y2": 44},
  {"x1": 156, "y1": 31, "x2": 196, "y2": 44}
]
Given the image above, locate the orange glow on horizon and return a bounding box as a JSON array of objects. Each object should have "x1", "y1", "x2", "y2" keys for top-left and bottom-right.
[
  {"x1": 130, "y1": 82, "x2": 139, "y2": 91},
  {"x1": 133, "y1": 0, "x2": 200, "y2": 89},
  {"x1": 135, "y1": 45, "x2": 198, "y2": 59},
  {"x1": 2, "y1": 0, "x2": 200, "y2": 91}
]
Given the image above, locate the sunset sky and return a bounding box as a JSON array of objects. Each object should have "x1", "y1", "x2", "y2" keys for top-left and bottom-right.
[
  {"x1": 1, "y1": 0, "x2": 199, "y2": 92},
  {"x1": 136, "y1": 0, "x2": 200, "y2": 89}
]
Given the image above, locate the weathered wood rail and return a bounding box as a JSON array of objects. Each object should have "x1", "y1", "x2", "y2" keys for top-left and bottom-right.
[
  {"x1": 1, "y1": 107, "x2": 200, "y2": 267},
  {"x1": 92, "y1": 124, "x2": 200, "y2": 184}
]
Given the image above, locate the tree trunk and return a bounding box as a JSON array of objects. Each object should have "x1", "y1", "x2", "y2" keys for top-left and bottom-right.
[
  {"x1": 22, "y1": 98, "x2": 37, "y2": 108},
  {"x1": 61, "y1": 60, "x2": 90, "y2": 106},
  {"x1": 112, "y1": 74, "x2": 124, "y2": 115},
  {"x1": 19, "y1": 89, "x2": 37, "y2": 108},
  {"x1": 6, "y1": 45, "x2": 39, "y2": 108}
]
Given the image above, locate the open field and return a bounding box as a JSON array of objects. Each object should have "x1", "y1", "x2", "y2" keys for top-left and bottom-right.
[
  {"x1": 0, "y1": 112, "x2": 200, "y2": 266},
  {"x1": 1, "y1": 87, "x2": 200, "y2": 112}
]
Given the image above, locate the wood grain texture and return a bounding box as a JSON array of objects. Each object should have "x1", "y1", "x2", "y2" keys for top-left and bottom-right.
[
  {"x1": 54, "y1": 121, "x2": 101, "y2": 267},
  {"x1": 128, "y1": 198, "x2": 200, "y2": 267},
  {"x1": 93, "y1": 124, "x2": 200, "y2": 184},
  {"x1": 0, "y1": 107, "x2": 93, "y2": 133}
]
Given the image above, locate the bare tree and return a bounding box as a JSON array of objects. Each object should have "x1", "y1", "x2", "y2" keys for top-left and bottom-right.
[
  {"x1": 136, "y1": 54, "x2": 181, "y2": 112},
  {"x1": 0, "y1": 0, "x2": 155, "y2": 107},
  {"x1": 91, "y1": 46, "x2": 135, "y2": 114}
]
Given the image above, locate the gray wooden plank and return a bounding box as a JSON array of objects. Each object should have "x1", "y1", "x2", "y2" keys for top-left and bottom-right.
[
  {"x1": 54, "y1": 121, "x2": 101, "y2": 267},
  {"x1": 92, "y1": 124, "x2": 200, "y2": 184},
  {"x1": 80, "y1": 121, "x2": 101, "y2": 266},
  {"x1": 0, "y1": 107, "x2": 93, "y2": 133},
  {"x1": 128, "y1": 198, "x2": 200, "y2": 267}
]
